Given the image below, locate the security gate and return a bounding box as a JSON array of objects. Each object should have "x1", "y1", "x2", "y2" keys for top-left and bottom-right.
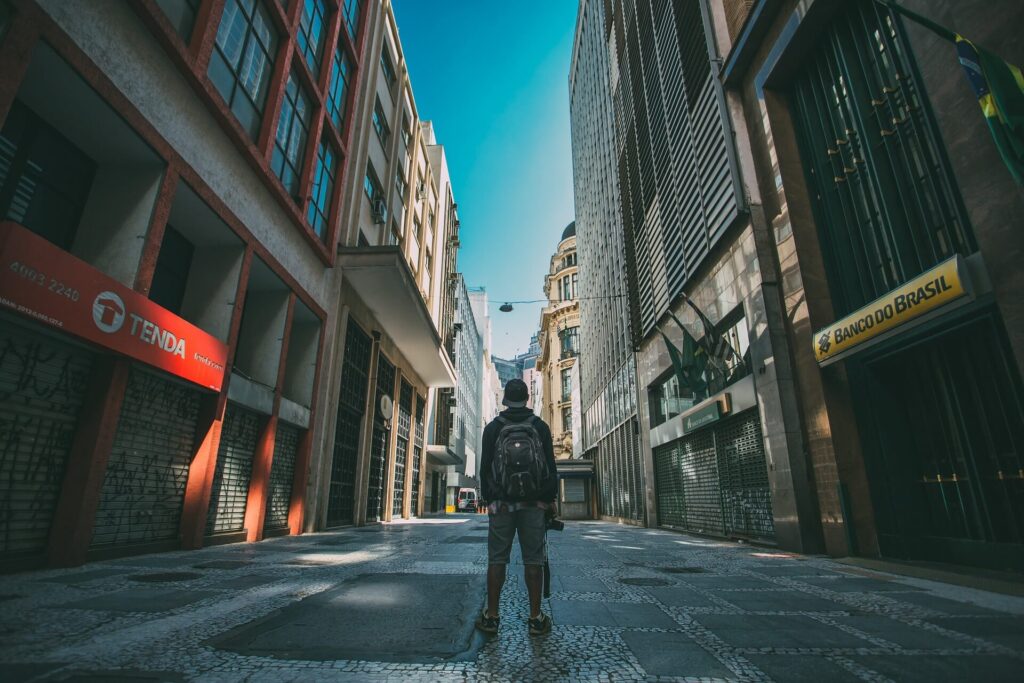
[
  {"x1": 205, "y1": 403, "x2": 261, "y2": 535},
  {"x1": 366, "y1": 354, "x2": 395, "y2": 523},
  {"x1": 654, "y1": 410, "x2": 774, "y2": 540},
  {"x1": 411, "y1": 395, "x2": 424, "y2": 516},
  {"x1": 264, "y1": 422, "x2": 300, "y2": 530},
  {"x1": 392, "y1": 380, "x2": 412, "y2": 518},
  {"x1": 326, "y1": 320, "x2": 371, "y2": 527},
  {"x1": 0, "y1": 322, "x2": 94, "y2": 557},
  {"x1": 857, "y1": 313, "x2": 1024, "y2": 568},
  {"x1": 595, "y1": 419, "x2": 645, "y2": 522},
  {"x1": 92, "y1": 367, "x2": 201, "y2": 547}
]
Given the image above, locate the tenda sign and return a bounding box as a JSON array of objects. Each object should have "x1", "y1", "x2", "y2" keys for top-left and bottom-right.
[{"x1": 0, "y1": 221, "x2": 228, "y2": 392}]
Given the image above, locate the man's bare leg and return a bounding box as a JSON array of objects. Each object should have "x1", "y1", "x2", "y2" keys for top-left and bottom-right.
[
  {"x1": 486, "y1": 563, "x2": 506, "y2": 617},
  {"x1": 524, "y1": 564, "x2": 543, "y2": 618}
]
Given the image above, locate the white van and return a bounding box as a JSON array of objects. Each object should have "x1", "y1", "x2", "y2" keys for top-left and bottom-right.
[{"x1": 456, "y1": 488, "x2": 478, "y2": 512}]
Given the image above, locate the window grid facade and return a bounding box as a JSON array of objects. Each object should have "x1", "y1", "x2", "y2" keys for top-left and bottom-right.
[
  {"x1": 208, "y1": 0, "x2": 279, "y2": 140},
  {"x1": 307, "y1": 141, "x2": 336, "y2": 238},
  {"x1": 271, "y1": 71, "x2": 312, "y2": 200},
  {"x1": 297, "y1": 0, "x2": 327, "y2": 77}
]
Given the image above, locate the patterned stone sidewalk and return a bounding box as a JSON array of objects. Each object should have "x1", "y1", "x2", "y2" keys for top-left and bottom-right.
[{"x1": 1, "y1": 518, "x2": 1023, "y2": 682}]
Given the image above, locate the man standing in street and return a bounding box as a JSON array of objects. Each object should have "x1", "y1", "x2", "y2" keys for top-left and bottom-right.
[{"x1": 475, "y1": 378, "x2": 557, "y2": 636}]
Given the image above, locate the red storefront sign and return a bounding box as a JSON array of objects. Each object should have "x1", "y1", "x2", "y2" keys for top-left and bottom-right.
[{"x1": 0, "y1": 221, "x2": 228, "y2": 391}]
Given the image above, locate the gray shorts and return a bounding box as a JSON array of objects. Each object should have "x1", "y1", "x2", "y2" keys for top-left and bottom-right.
[{"x1": 487, "y1": 505, "x2": 547, "y2": 566}]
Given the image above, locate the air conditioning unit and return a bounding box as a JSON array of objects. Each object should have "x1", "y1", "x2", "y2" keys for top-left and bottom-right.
[
  {"x1": 371, "y1": 198, "x2": 387, "y2": 224},
  {"x1": 416, "y1": 181, "x2": 426, "y2": 201}
]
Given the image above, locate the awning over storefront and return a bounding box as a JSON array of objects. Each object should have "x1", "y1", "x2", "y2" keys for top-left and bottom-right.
[
  {"x1": 338, "y1": 246, "x2": 456, "y2": 387},
  {"x1": 426, "y1": 444, "x2": 461, "y2": 466},
  {"x1": 556, "y1": 459, "x2": 595, "y2": 479}
]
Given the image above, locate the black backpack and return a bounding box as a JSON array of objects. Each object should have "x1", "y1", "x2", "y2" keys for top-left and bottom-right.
[{"x1": 491, "y1": 415, "x2": 549, "y2": 500}]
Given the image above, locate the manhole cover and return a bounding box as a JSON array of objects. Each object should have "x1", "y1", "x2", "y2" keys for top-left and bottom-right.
[
  {"x1": 658, "y1": 567, "x2": 706, "y2": 574},
  {"x1": 193, "y1": 561, "x2": 253, "y2": 570},
  {"x1": 129, "y1": 572, "x2": 203, "y2": 583},
  {"x1": 619, "y1": 577, "x2": 672, "y2": 587}
]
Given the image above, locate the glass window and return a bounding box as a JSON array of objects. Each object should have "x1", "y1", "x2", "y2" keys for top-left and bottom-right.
[
  {"x1": 271, "y1": 71, "x2": 312, "y2": 200},
  {"x1": 380, "y1": 46, "x2": 396, "y2": 90},
  {"x1": 372, "y1": 98, "x2": 390, "y2": 149},
  {"x1": 394, "y1": 167, "x2": 407, "y2": 200},
  {"x1": 208, "y1": 0, "x2": 279, "y2": 139},
  {"x1": 571, "y1": 272, "x2": 578, "y2": 299},
  {"x1": 307, "y1": 142, "x2": 336, "y2": 239},
  {"x1": 561, "y1": 406, "x2": 573, "y2": 434},
  {"x1": 341, "y1": 0, "x2": 361, "y2": 42},
  {"x1": 561, "y1": 368, "x2": 572, "y2": 402},
  {"x1": 364, "y1": 162, "x2": 386, "y2": 222},
  {"x1": 0, "y1": 101, "x2": 96, "y2": 251},
  {"x1": 423, "y1": 249, "x2": 432, "y2": 294},
  {"x1": 156, "y1": 0, "x2": 201, "y2": 41},
  {"x1": 560, "y1": 326, "x2": 579, "y2": 358},
  {"x1": 297, "y1": 0, "x2": 327, "y2": 76},
  {"x1": 326, "y1": 45, "x2": 351, "y2": 130}
]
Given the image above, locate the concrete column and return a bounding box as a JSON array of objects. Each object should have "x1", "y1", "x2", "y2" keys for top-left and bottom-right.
[
  {"x1": 243, "y1": 294, "x2": 295, "y2": 542},
  {"x1": 315, "y1": 304, "x2": 350, "y2": 530},
  {"x1": 46, "y1": 358, "x2": 131, "y2": 567}
]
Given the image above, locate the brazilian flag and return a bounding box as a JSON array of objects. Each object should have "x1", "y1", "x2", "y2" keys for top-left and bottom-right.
[{"x1": 880, "y1": 0, "x2": 1024, "y2": 184}]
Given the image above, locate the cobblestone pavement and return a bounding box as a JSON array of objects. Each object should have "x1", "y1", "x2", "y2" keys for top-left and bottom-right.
[{"x1": 2, "y1": 518, "x2": 1023, "y2": 682}]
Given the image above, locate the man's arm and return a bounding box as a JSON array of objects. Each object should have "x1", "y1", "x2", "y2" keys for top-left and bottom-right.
[
  {"x1": 479, "y1": 420, "x2": 496, "y2": 502},
  {"x1": 537, "y1": 419, "x2": 558, "y2": 504}
]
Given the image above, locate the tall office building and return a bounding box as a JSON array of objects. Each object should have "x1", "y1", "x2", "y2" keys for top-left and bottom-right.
[
  {"x1": 569, "y1": 0, "x2": 644, "y2": 523},
  {"x1": 570, "y1": 0, "x2": 819, "y2": 551}
]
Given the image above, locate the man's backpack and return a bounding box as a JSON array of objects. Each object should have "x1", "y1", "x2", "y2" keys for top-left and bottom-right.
[{"x1": 491, "y1": 416, "x2": 549, "y2": 500}]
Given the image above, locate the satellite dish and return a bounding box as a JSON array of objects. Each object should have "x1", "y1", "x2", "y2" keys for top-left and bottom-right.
[{"x1": 380, "y1": 394, "x2": 394, "y2": 417}]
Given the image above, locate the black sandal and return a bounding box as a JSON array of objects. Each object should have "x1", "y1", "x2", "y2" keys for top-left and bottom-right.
[
  {"x1": 475, "y1": 609, "x2": 499, "y2": 634},
  {"x1": 528, "y1": 612, "x2": 551, "y2": 636}
]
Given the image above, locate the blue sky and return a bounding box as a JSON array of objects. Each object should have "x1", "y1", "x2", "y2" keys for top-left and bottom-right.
[{"x1": 392, "y1": 0, "x2": 579, "y2": 359}]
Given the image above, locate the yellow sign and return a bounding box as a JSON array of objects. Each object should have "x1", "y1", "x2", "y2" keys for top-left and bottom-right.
[{"x1": 813, "y1": 256, "x2": 971, "y2": 364}]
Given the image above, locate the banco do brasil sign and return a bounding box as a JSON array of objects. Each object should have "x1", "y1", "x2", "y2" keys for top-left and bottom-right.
[{"x1": 813, "y1": 256, "x2": 972, "y2": 366}]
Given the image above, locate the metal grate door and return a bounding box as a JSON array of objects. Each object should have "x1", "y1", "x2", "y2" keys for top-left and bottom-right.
[
  {"x1": 392, "y1": 380, "x2": 412, "y2": 517},
  {"x1": 92, "y1": 368, "x2": 201, "y2": 547},
  {"x1": 789, "y1": 0, "x2": 973, "y2": 317},
  {"x1": 326, "y1": 321, "x2": 371, "y2": 527},
  {"x1": 205, "y1": 403, "x2": 261, "y2": 535},
  {"x1": 264, "y1": 422, "x2": 300, "y2": 530},
  {"x1": 677, "y1": 429, "x2": 723, "y2": 536},
  {"x1": 410, "y1": 395, "x2": 424, "y2": 516},
  {"x1": 0, "y1": 322, "x2": 94, "y2": 556},
  {"x1": 655, "y1": 442, "x2": 685, "y2": 529},
  {"x1": 366, "y1": 354, "x2": 395, "y2": 523},
  {"x1": 717, "y1": 413, "x2": 775, "y2": 540}
]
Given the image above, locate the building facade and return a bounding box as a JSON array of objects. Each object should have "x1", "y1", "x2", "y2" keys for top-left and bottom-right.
[
  {"x1": 537, "y1": 222, "x2": 581, "y2": 461},
  {"x1": 720, "y1": 0, "x2": 1024, "y2": 570},
  {"x1": 316, "y1": 0, "x2": 457, "y2": 530},
  {"x1": 443, "y1": 275, "x2": 483, "y2": 506},
  {"x1": 569, "y1": 0, "x2": 645, "y2": 525},
  {"x1": 570, "y1": 0, "x2": 819, "y2": 551},
  {"x1": 0, "y1": 0, "x2": 460, "y2": 570}
]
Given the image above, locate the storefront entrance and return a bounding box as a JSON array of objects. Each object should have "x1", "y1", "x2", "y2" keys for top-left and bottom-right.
[
  {"x1": 654, "y1": 410, "x2": 775, "y2": 541},
  {"x1": 855, "y1": 312, "x2": 1024, "y2": 569}
]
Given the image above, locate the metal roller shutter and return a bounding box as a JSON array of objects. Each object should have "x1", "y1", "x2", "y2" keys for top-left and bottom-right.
[
  {"x1": 206, "y1": 403, "x2": 261, "y2": 536},
  {"x1": 410, "y1": 396, "x2": 424, "y2": 516},
  {"x1": 679, "y1": 429, "x2": 723, "y2": 535},
  {"x1": 366, "y1": 354, "x2": 395, "y2": 523},
  {"x1": 392, "y1": 380, "x2": 412, "y2": 517},
  {"x1": 0, "y1": 322, "x2": 94, "y2": 556},
  {"x1": 92, "y1": 368, "x2": 201, "y2": 547},
  {"x1": 264, "y1": 422, "x2": 300, "y2": 530},
  {"x1": 718, "y1": 413, "x2": 775, "y2": 540},
  {"x1": 327, "y1": 320, "x2": 371, "y2": 527},
  {"x1": 655, "y1": 442, "x2": 685, "y2": 529}
]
